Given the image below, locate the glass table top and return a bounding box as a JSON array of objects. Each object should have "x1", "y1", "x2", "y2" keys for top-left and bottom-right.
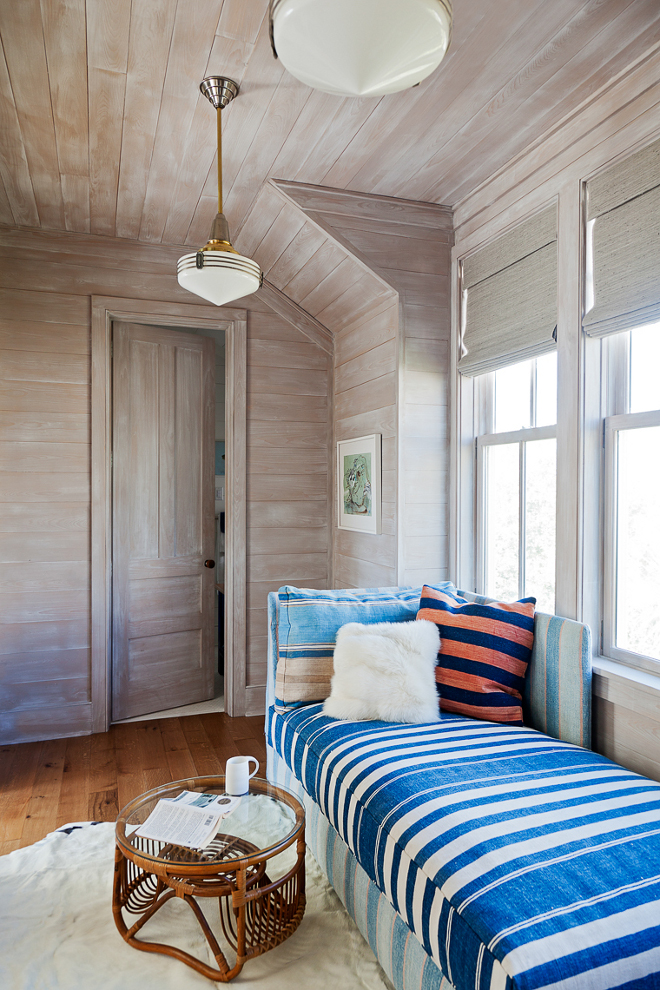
[{"x1": 115, "y1": 775, "x2": 303, "y2": 869}]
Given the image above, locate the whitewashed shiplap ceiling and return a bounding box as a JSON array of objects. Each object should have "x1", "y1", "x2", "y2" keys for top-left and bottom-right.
[{"x1": 0, "y1": 0, "x2": 658, "y2": 246}]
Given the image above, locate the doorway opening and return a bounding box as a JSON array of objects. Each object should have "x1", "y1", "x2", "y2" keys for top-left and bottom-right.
[
  {"x1": 114, "y1": 324, "x2": 227, "y2": 725},
  {"x1": 90, "y1": 297, "x2": 247, "y2": 733}
]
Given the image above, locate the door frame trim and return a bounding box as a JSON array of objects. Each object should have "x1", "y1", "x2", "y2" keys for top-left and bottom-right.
[{"x1": 91, "y1": 295, "x2": 248, "y2": 732}]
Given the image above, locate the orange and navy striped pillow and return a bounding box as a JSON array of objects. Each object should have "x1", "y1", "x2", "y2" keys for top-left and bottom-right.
[{"x1": 417, "y1": 586, "x2": 535, "y2": 725}]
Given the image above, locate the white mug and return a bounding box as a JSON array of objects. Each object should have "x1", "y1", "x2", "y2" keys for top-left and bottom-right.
[{"x1": 225, "y1": 755, "x2": 259, "y2": 795}]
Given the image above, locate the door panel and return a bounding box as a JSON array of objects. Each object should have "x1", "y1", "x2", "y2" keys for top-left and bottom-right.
[{"x1": 112, "y1": 321, "x2": 215, "y2": 721}]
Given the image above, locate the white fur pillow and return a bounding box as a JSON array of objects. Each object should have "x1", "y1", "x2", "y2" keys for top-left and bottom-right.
[{"x1": 323, "y1": 619, "x2": 441, "y2": 723}]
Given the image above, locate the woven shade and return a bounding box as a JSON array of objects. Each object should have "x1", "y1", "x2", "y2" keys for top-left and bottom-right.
[
  {"x1": 584, "y1": 136, "x2": 660, "y2": 337},
  {"x1": 459, "y1": 205, "x2": 557, "y2": 377}
]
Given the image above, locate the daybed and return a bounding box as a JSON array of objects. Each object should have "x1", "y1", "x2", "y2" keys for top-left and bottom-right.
[{"x1": 265, "y1": 585, "x2": 660, "y2": 990}]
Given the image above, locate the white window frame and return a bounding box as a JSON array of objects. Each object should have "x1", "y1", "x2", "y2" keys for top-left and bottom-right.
[
  {"x1": 602, "y1": 400, "x2": 660, "y2": 677},
  {"x1": 477, "y1": 424, "x2": 557, "y2": 601},
  {"x1": 451, "y1": 124, "x2": 660, "y2": 694}
]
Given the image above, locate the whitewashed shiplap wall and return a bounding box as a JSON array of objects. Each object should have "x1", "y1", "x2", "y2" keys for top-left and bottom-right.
[
  {"x1": 0, "y1": 226, "x2": 332, "y2": 739},
  {"x1": 273, "y1": 182, "x2": 454, "y2": 589}
]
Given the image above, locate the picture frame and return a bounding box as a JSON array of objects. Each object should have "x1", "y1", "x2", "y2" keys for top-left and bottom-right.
[{"x1": 337, "y1": 434, "x2": 381, "y2": 535}]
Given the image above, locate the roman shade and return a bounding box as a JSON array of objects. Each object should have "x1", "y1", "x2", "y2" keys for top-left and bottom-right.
[
  {"x1": 459, "y1": 204, "x2": 558, "y2": 376},
  {"x1": 584, "y1": 135, "x2": 660, "y2": 337}
]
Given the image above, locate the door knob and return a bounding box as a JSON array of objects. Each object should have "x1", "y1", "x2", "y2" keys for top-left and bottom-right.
[{"x1": 204, "y1": 559, "x2": 216, "y2": 568}]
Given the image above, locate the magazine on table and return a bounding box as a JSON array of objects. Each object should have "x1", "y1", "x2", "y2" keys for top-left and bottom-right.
[{"x1": 135, "y1": 791, "x2": 241, "y2": 849}]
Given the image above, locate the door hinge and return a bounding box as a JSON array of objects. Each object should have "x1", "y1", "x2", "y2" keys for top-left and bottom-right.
[
  {"x1": 601, "y1": 619, "x2": 604, "y2": 648},
  {"x1": 475, "y1": 437, "x2": 478, "y2": 459},
  {"x1": 602, "y1": 420, "x2": 606, "y2": 448}
]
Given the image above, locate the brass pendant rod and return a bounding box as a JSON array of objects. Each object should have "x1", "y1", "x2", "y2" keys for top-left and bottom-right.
[{"x1": 217, "y1": 106, "x2": 223, "y2": 215}]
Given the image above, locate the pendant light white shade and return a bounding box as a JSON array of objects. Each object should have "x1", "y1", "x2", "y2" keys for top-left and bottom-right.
[
  {"x1": 177, "y1": 76, "x2": 262, "y2": 307},
  {"x1": 271, "y1": 0, "x2": 452, "y2": 97},
  {"x1": 177, "y1": 251, "x2": 262, "y2": 307}
]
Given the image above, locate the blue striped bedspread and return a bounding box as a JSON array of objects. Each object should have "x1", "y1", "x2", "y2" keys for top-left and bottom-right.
[{"x1": 267, "y1": 705, "x2": 660, "y2": 989}]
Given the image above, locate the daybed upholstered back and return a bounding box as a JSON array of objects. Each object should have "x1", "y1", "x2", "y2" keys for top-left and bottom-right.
[
  {"x1": 266, "y1": 587, "x2": 592, "y2": 749},
  {"x1": 457, "y1": 591, "x2": 592, "y2": 748}
]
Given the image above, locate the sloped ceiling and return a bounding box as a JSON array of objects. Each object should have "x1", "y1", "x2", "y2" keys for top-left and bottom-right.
[{"x1": 0, "y1": 0, "x2": 659, "y2": 245}]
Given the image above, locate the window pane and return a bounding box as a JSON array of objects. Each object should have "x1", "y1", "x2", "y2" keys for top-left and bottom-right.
[
  {"x1": 486, "y1": 443, "x2": 519, "y2": 601},
  {"x1": 630, "y1": 322, "x2": 660, "y2": 413},
  {"x1": 525, "y1": 438, "x2": 556, "y2": 613},
  {"x1": 495, "y1": 361, "x2": 532, "y2": 433},
  {"x1": 616, "y1": 425, "x2": 660, "y2": 661},
  {"x1": 535, "y1": 352, "x2": 557, "y2": 427}
]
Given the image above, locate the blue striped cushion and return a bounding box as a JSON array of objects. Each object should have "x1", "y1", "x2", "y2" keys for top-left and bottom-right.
[
  {"x1": 267, "y1": 743, "x2": 454, "y2": 990},
  {"x1": 457, "y1": 592, "x2": 592, "y2": 748},
  {"x1": 524, "y1": 612, "x2": 592, "y2": 748},
  {"x1": 418, "y1": 586, "x2": 536, "y2": 725},
  {"x1": 268, "y1": 703, "x2": 660, "y2": 989},
  {"x1": 275, "y1": 584, "x2": 455, "y2": 708}
]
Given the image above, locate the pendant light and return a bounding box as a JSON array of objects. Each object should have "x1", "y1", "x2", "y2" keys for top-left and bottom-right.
[
  {"x1": 177, "y1": 77, "x2": 262, "y2": 307},
  {"x1": 269, "y1": 0, "x2": 452, "y2": 97}
]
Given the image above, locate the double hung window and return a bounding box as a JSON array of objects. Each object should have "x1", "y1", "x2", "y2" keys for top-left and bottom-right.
[
  {"x1": 459, "y1": 204, "x2": 558, "y2": 614},
  {"x1": 475, "y1": 354, "x2": 557, "y2": 613},
  {"x1": 584, "y1": 135, "x2": 660, "y2": 671},
  {"x1": 602, "y1": 324, "x2": 660, "y2": 669},
  {"x1": 456, "y1": 134, "x2": 660, "y2": 678}
]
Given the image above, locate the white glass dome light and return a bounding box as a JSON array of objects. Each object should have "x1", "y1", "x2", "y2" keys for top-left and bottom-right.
[
  {"x1": 177, "y1": 252, "x2": 262, "y2": 308},
  {"x1": 177, "y1": 77, "x2": 262, "y2": 307},
  {"x1": 270, "y1": 0, "x2": 452, "y2": 98}
]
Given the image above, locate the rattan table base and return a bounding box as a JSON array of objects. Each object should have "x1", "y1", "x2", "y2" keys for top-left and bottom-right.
[{"x1": 112, "y1": 782, "x2": 306, "y2": 982}]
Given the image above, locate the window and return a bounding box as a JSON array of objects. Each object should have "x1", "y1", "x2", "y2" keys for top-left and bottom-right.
[
  {"x1": 475, "y1": 353, "x2": 557, "y2": 612},
  {"x1": 603, "y1": 322, "x2": 660, "y2": 669},
  {"x1": 455, "y1": 134, "x2": 660, "y2": 682}
]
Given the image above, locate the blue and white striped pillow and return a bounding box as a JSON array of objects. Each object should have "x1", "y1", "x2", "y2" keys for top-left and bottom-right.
[{"x1": 275, "y1": 584, "x2": 455, "y2": 709}]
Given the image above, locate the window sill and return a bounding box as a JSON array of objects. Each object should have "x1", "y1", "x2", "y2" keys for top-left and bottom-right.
[{"x1": 593, "y1": 656, "x2": 660, "y2": 719}]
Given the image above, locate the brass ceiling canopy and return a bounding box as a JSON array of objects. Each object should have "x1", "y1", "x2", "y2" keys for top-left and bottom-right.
[{"x1": 199, "y1": 75, "x2": 239, "y2": 254}]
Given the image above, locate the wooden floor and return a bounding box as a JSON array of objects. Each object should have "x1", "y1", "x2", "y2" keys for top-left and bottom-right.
[{"x1": 0, "y1": 713, "x2": 267, "y2": 857}]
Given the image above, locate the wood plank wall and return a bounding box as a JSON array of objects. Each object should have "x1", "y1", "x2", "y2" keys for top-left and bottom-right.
[
  {"x1": 245, "y1": 299, "x2": 331, "y2": 709},
  {"x1": 273, "y1": 183, "x2": 454, "y2": 589},
  {"x1": 325, "y1": 205, "x2": 454, "y2": 587},
  {"x1": 0, "y1": 226, "x2": 331, "y2": 740},
  {"x1": 452, "y1": 49, "x2": 660, "y2": 780},
  {"x1": 0, "y1": 283, "x2": 91, "y2": 744},
  {"x1": 333, "y1": 296, "x2": 399, "y2": 588}
]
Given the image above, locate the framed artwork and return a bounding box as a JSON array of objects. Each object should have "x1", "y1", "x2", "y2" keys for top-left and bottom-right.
[{"x1": 337, "y1": 434, "x2": 381, "y2": 535}]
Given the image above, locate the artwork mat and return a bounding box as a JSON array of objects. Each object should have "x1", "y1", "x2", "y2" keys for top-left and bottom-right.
[{"x1": 337, "y1": 434, "x2": 381, "y2": 535}]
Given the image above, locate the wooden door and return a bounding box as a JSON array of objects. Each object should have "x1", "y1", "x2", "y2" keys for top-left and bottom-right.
[{"x1": 112, "y1": 321, "x2": 215, "y2": 721}]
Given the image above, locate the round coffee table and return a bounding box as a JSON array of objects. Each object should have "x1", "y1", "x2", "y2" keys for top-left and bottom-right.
[{"x1": 113, "y1": 775, "x2": 305, "y2": 982}]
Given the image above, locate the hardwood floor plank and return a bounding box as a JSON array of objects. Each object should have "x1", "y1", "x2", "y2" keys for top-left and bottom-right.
[
  {"x1": 19, "y1": 738, "x2": 67, "y2": 847},
  {"x1": 88, "y1": 788, "x2": 119, "y2": 822},
  {"x1": 0, "y1": 839, "x2": 21, "y2": 855},
  {"x1": 0, "y1": 713, "x2": 271, "y2": 853},
  {"x1": 114, "y1": 721, "x2": 148, "y2": 812},
  {"x1": 179, "y1": 715, "x2": 225, "y2": 776},
  {"x1": 56, "y1": 733, "x2": 90, "y2": 826},
  {"x1": 0, "y1": 740, "x2": 42, "y2": 841},
  {"x1": 89, "y1": 728, "x2": 117, "y2": 795},
  {"x1": 196, "y1": 711, "x2": 241, "y2": 763},
  {"x1": 160, "y1": 716, "x2": 198, "y2": 781}
]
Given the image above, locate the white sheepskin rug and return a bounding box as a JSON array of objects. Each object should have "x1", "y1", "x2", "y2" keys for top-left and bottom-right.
[
  {"x1": 323, "y1": 619, "x2": 441, "y2": 723},
  {"x1": 0, "y1": 822, "x2": 394, "y2": 990}
]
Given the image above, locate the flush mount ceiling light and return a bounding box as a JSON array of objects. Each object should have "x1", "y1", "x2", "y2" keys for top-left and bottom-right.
[
  {"x1": 269, "y1": 0, "x2": 452, "y2": 97},
  {"x1": 177, "y1": 77, "x2": 262, "y2": 307}
]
